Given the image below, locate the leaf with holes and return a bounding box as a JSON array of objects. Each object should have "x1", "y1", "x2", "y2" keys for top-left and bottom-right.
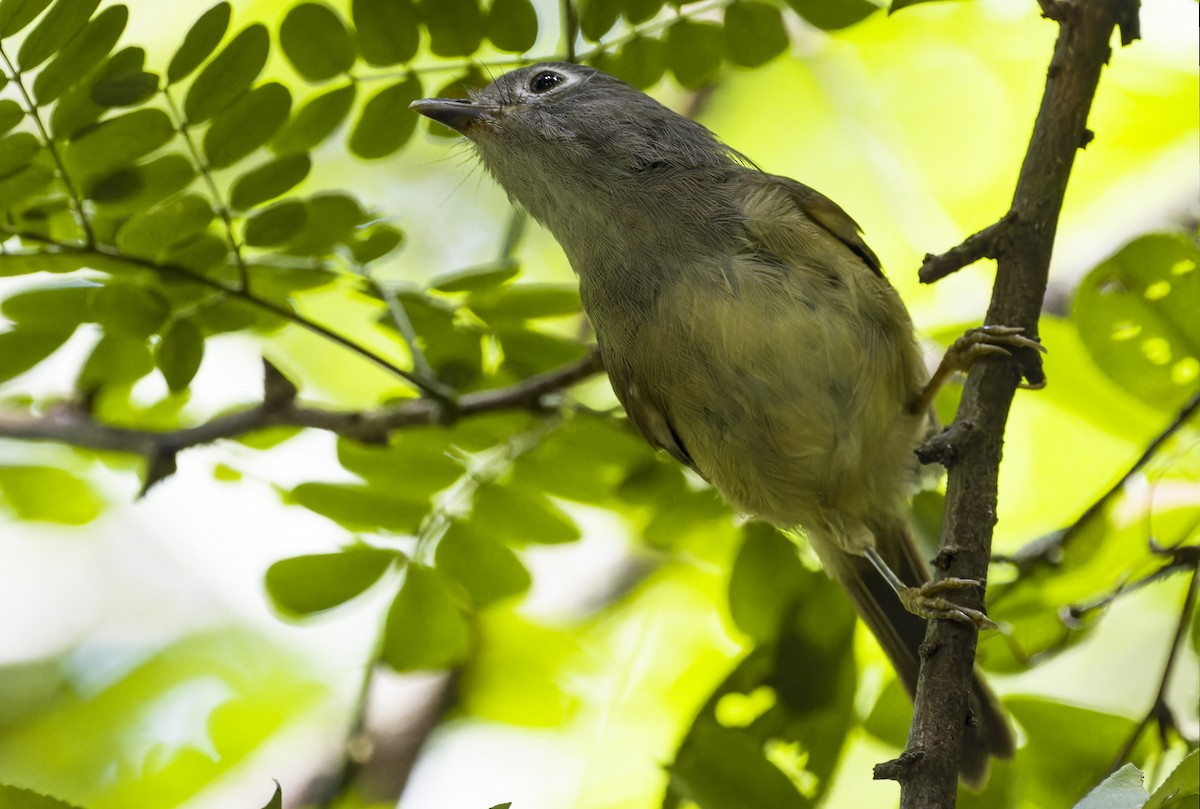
[
  {"x1": 266, "y1": 546, "x2": 401, "y2": 616},
  {"x1": 31, "y1": 3, "x2": 126, "y2": 104},
  {"x1": 16, "y1": 0, "x2": 99, "y2": 70},
  {"x1": 1073, "y1": 233, "x2": 1200, "y2": 412},
  {"x1": 723, "y1": 1, "x2": 788, "y2": 68},
  {"x1": 229, "y1": 153, "x2": 311, "y2": 211},
  {"x1": 417, "y1": 0, "x2": 482, "y2": 57},
  {"x1": 167, "y1": 1, "x2": 230, "y2": 84},
  {"x1": 184, "y1": 23, "x2": 269, "y2": 124},
  {"x1": 487, "y1": 0, "x2": 537, "y2": 53},
  {"x1": 280, "y1": 2, "x2": 356, "y2": 82},
  {"x1": 115, "y1": 194, "x2": 214, "y2": 260},
  {"x1": 349, "y1": 75, "x2": 421, "y2": 159},
  {"x1": 204, "y1": 82, "x2": 292, "y2": 168},
  {"x1": 352, "y1": 0, "x2": 419, "y2": 65},
  {"x1": 382, "y1": 565, "x2": 472, "y2": 671},
  {"x1": 272, "y1": 82, "x2": 356, "y2": 154},
  {"x1": 156, "y1": 318, "x2": 205, "y2": 391}
]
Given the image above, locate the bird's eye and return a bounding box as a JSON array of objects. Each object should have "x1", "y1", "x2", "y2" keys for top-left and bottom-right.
[{"x1": 529, "y1": 71, "x2": 564, "y2": 94}]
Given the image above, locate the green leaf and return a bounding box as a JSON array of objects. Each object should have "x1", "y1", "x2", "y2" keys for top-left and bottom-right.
[
  {"x1": 0, "y1": 132, "x2": 40, "y2": 179},
  {"x1": 0, "y1": 163, "x2": 52, "y2": 209},
  {"x1": 349, "y1": 75, "x2": 421, "y2": 159},
  {"x1": 259, "y1": 782, "x2": 283, "y2": 809},
  {"x1": 78, "y1": 333, "x2": 155, "y2": 386},
  {"x1": 337, "y1": 432, "x2": 463, "y2": 494},
  {"x1": 88, "y1": 153, "x2": 195, "y2": 211},
  {"x1": 114, "y1": 193, "x2": 214, "y2": 259},
  {"x1": 166, "y1": 1, "x2": 231, "y2": 84},
  {"x1": 417, "y1": 0, "x2": 483, "y2": 57},
  {"x1": 0, "y1": 327, "x2": 71, "y2": 382},
  {"x1": 350, "y1": 222, "x2": 403, "y2": 263},
  {"x1": 285, "y1": 482, "x2": 429, "y2": 533},
  {"x1": 1073, "y1": 233, "x2": 1200, "y2": 412},
  {"x1": 666, "y1": 19, "x2": 722, "y2": 89},
  {"x1": 272, "y1": 82, "x2": 356, "y2": 155},
  {"x1": 668, "y1": 721, "x2": 808, "y2": 809},
  {"x1": 352, "y1": 0, "x2": 419, "y2": 65},
  {"x1": 429, "y1": 260, "x2": 519, "y2": 293},
  {"x1": 723, "y1": 1, "x2": 788, "y2": 68},
  {"x1": 16, "y1": 0, "x2": 99, "y2": 70},
  {"x1": 613, "y1": 35, "x2": 665, "y2": 89},
  {"x1": 203, "y1": 81, "x2": 292, "y2": 168},
  {"x1": 496, "y1": 327, "x2": 587, "y2": 376},
  {"x1": 156, "y1": 318, "x2": 204, "y2": 391},
  {"x1": 0, "y1": 99, "x2": 23, "y2": 135},
  {"x1": 63, "y1": 107, "x2": 175, "y2": 179},
  {"x1": 0, "y1": 783, "x2": 88, "y2": 809},
  {"x1": 284, "y1": 192, "x2": 365, "y2": 255},
  {"x1": 435, "y1": 522, "x2": 531, "y2": 607},
  {"x1": 280, "y1": 3, "x2": 356, "y2": 82},
  {"x1": 1, "y1": 280, "x2": 94, "y2": 326},
  {"x1": 89, "y1": 283, "x2": 170, "y2": 338},
  {"x1": 229, "y1": 153, "x2": 311, "y2": 211},
  {"x1": 467, "y1": 283, "x2": 581, "y2": 322},
  {"x1": 728, "y1": 523, "x2": 806, "y2": 643},
  {"x1": 1146, "y1": 749, "x2": 1199, "y2": 809},
  {"x1": 265, "y1": 546, "x2": 400, "y2": 616},
  {"x1": 382, "y1": 564, "x2": 472, "y2": 671},
  {"x1": 0, "y1": 465, "x2": 103, "y2": 524},
  {"x1": 0, "y1": 252, "x2": 96, "y2": 277},
  {"x1": 487, "y1": 0, "x2": 537, "y2": 53},
  {"x1": 89, "y1": 69, "x2": 159, "y2": 107},
  {"x1": 578, "y1": 0, "x2": 619, "y2": 41},
  {"x1": 622, "y1": 0, "x2": 662, "y2": 25},
  {"x1": 472, "y1": 484, "x2": 580, "y2": 545},
  {"x1": 162, "y1": 232, "x2": 228, "y2": 272},
  {"x1": 783, "y1": 0, "x2": 879, "y2": 30},
  {"x1": 49, "y1": 45, "x2": 143, "y2": 139},
  {"x1": 0, "y1": 0, "x2": 53, "y2": 37},
  {"x1": 183, "y1": 23, "x2": 269, "y2": 124},
  {"x1": 243, "y1": 199, "x2": 307, "y2": 247},
  {"x1": 31, "y1": 3, "x2": 126, "y2": 104},
  {"x1": 1072, "y1": 764, "x2": 1150, "y2": 809}
]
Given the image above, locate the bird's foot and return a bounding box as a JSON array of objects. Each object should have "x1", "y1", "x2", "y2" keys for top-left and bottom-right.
[
  {"x1": 898, "y1": 577, "x2": 998, "y2": 630},
  {"x1": 944, "y1": 325, "x2": 1047, "y2": 390}
]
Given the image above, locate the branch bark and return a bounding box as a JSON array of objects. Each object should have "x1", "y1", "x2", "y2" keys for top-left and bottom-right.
[{"x1": 885, "y1": 2, "x2": 1143, "y2": 806}]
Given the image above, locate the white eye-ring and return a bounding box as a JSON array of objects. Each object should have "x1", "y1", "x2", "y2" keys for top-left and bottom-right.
[{"x1": 529, "y1": 71, "x2": 565, "y2": 93}]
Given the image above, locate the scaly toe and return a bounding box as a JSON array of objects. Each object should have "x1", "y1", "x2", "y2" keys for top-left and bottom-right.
[{"x1": 898, "y1": 581, "x2": 998, "y2": 631}]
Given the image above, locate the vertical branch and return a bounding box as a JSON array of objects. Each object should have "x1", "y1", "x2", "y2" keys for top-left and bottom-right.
[{"x1": 893, "y1": 1, "x2": 1143, "y2": 806}]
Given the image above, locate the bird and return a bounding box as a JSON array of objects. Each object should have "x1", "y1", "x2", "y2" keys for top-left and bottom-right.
[{"x1": 411, "y1": 61, "x2": 1034, "y2": 786}]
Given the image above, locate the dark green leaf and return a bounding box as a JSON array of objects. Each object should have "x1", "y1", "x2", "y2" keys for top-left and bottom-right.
[
  {"x1": 283, "y1": 192, "x2": 365, "y2": 255},
  {"x1": 259, "y1": 783, "x2": 283, "y2": 809},
  {"x1": 280, "y1": 3, "x2": 356, "y2": 82},
  {"x1": 16, "y1": 0, "x2": 99, "y2": 70},
  {"x1": 0, "y1": 465, "x2": 103, "y2": 524},
  {"x1": 245, "y1": 263, "x2": 335, "y2": 297},
  {"x1": 88, "y1": 153, "x2": 195, "y2": 210},
  {"x1": 31, "y1": 3, "x2": 126, "y2": 104},
  {"x1": 391, "y1": 290, "x2": 484, "y2": 385},
  {"x1": 1073, "y1": 233, "x2": 1200, "y2": 412},
  {"x1": 417, "y1": 0, "x2": 483, "y2": 57},
  {"x1": 487, "y1": 0, "x2": 537, "y2": 53},
  {"x1": 349, "y1": 75, "x2": 421, "y2": 159},
  {"x1": 0, "y1": 0, "x2": 53, "y2": 37},
  {"x1": 666, "y1": 19, "x2": 722, "y2": 89},
  {"x1": 728, "y1": 523, "x2": 806, "y2": 642},
  {"x1": 723, "y1": 1, "x2": 788, "y2": 68},
  {"x1": 0, "y1": 327, "x2": 71, "y2": 382},
  {"x1": 89, "y1": 283, "x2": 170, "y2": 338},
  {"x1": 350, "y1": 222, "x2": 403, "y2": 263},
  {"x1": 784, "y1": 0, "x2": 879, "y2": 30},
  {"x1": 49, "y1": 45, "x2": 143, "y2": 139},
  {"x1": 429, "y1": 260, "x2": 519, "y2": 293},
  {"x1": 669, "y1": 722, "x2": 808, "y2": 809},
  {"x1": 63, "y1": 107, "x2": 174, "y2": 178},
  {"x1": 271, "y1": 82, "x2": 356, "y2": 154},
  {"x1": 0, "y1": 252, "x2": 96, "y2": 276},
  {"x1": 265, "y1": 546, "x2": 400, "y2": 616},
  {"x1": 0, "y1": 99, "x2": 23, "y2": 135},
  {"x1": 0, "y1": 163, "x2": 55, "y2": 209},
  {"x1": 622, "y1": 0, "x2": 661, "y2": 24},
  {"x1": 183, "y1": 23, "x2": 269, "y2": 124},
  {"x1": 166, "y1": 1, "x2": 231, "y2": 84},
  {"x1": 203, "y1": 81, "x2": 291, "y2": 168},
  {"x1": 472, "y1": 484, "x2": 580, "y2": 545},
  {"x1": 435, "y1": 522, "x2": 531, "y2": 607},
  {"x1": 285, "y1": 482, "x2": 428, "y2": 533},
  {"x1": 243, "y1": 199, "x2": 307, "y2": 247},
  {"x1": 467, "y1": 283, "x2": 581, "y2": 322},
  {"x1": 496, "y1": 327, "x2": 587, "y2": 376},
  {"x1": 114, "y1": 193, "x2": 214, "y2": 259},
  {"x1": 612, "y1": 35, "x2": 665, "y2": 89},
  {"x1": 0, "y1": 131, "x2": 40, "y2": 179},
  {"x1": 381, "y1": 564, "x2": 472, "y2": 671},
  {"x1": 1, "y1": 280, "x2": 94, "y2": 326},
  {"x1": 578, "y1": 0, "x2": 619, "y2": 41},
  {"x1": 889, "y1": 0, "x2": 941, "y2": 11},
  {"x1": 0, "y1": 784, "x2": 88, "y2": 809},
  {"x1": 352, "y1": 0, "x2": 419, "y2": 65},
  {"x1": 156, "y1": 318, "x2": 204, "y2": 391},
  {"x1": 1073, "y1": 765, "x2": 1149, "y2": 809},
  {"x1": 229, "y1": 153, "x2": 311, "y2": 211},
  {"x1": 90, "y1": 69, "x2": 159, "y2": 107},
  {"x1": 161, "y1": 232, "x2": 227, "y2": 272},
  {"x1": 78, "y1": 333, "x2": 155, "y2": 386}
]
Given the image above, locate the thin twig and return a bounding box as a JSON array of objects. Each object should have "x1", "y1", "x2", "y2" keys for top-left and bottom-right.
[
  {"x1": 918, "y1": 213, "x2": 1015, "y2": 284},
  {"x1": 0, "y1": 46, "x2": 95, "y2": 247}
]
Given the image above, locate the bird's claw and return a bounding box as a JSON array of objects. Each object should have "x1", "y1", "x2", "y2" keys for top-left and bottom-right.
[{"x1": 898, "y1": 577, "x2": 998, "y2": 631}]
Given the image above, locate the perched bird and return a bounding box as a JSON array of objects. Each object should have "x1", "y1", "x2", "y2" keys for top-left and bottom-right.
[{"x1": 412, "y1": 62, "x2": 1032, "y2": 785}]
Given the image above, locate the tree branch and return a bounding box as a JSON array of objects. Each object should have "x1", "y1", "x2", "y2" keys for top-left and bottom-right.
[
  {"x1": 882, "y1": 2, "x2": 1144, "y2": 805},
  {"x1": 0, "y1": 349, "x2": 604, "y2": 493}
]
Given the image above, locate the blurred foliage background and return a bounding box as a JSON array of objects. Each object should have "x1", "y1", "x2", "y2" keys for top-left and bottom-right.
[{"x1": 0, "y1": 0, "x2": 1196, "y2": 807}]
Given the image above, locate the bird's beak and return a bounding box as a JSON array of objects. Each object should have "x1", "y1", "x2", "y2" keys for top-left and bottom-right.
[{"x1": 409, "y1": 98, "x2": 490, "y2": 133}]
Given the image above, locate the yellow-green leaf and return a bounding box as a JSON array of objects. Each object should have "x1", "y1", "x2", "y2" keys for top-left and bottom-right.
[
  {"x1": 156, "y1": 318, "x2": 204, "y2": 391},
  {"x1": 16, "y1": 0, "x2": 99, "y2": 70},
  {"x1": 31, "y1": 3, "x2": 126, "y2": 104},
  {"x1": 114, "y1": 193, "x2": 214, "y2": 259},
  {"x1": 265, "y1": 546, "x2": 400, "y2": 616},
  {"x1": 89, "y1": 283, "x2": 170, "y2": 338},
  {"x1": 382, "y1": 565, "x2": 471, "y2": 671}
]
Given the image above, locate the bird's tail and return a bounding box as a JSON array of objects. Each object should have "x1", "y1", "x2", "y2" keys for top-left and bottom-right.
[{"x1": 821, "y1": 519, "x2": 1015, "y2": 788}]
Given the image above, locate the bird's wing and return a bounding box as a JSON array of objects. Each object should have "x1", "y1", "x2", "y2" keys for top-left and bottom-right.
[{"x1": 737, "y1": 172, "x2": 883, "y2": 277}]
